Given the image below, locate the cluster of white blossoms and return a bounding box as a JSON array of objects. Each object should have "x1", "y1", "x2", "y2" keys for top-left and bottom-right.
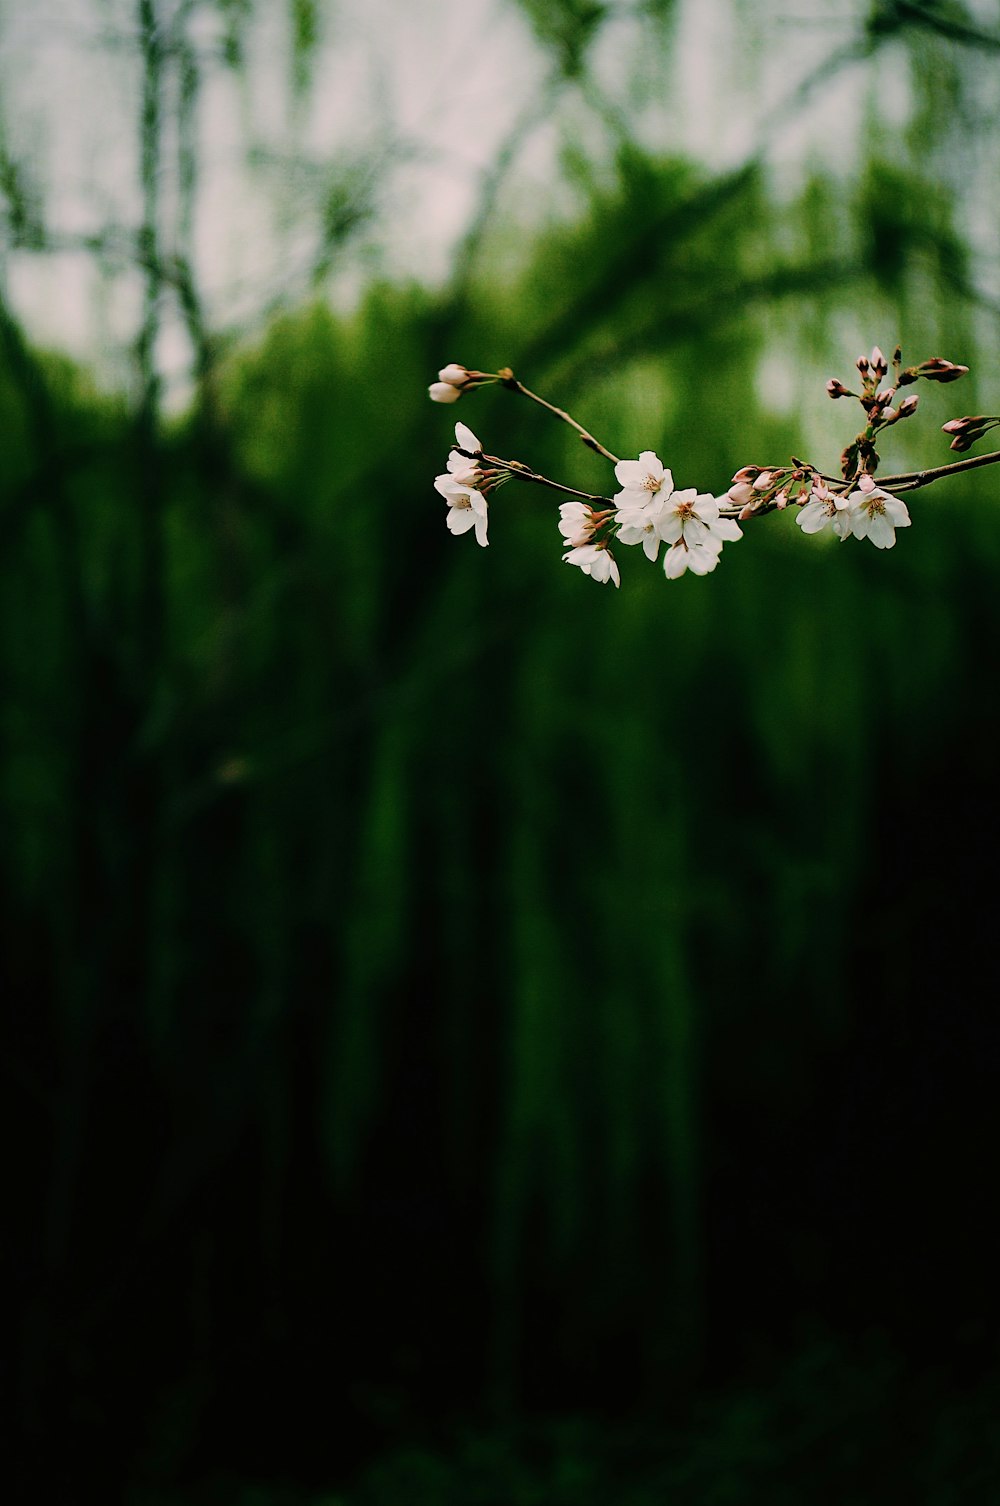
[
  {"x1": 428, "y1": 345, "x2": 999, "y2": 588},
  {"x1": 433, "y1": 422, "x2": 490, "y2": 546},
  {"x1": 794, "y1": 474, "x2": 911, "y2": 548},
  {"x1": 558, "y1": 452, "x2": 744, "y2": 586}
]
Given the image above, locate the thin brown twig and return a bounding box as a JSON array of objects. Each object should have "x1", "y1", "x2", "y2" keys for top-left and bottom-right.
[
  {"x1": 479, "y1": 453, "x2": 613, "y2": 506},
  {"x1": 498, "y1": 371, "x2": 621, "y2": 464},
  {"x1": 876, "y1": 449, "x2": 1000, "y2": 491}
]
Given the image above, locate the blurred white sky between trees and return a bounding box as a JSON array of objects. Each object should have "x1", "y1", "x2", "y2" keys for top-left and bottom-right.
[{"x1": 1, "y1": 0, "x2": 999, "y2": 409}]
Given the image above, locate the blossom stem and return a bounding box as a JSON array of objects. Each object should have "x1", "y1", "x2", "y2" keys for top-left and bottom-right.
[
  {"x1": 497, "y1": 369, "x2": 621, "y2": 464},
  {"x1": 876, "y1": 448, "x2": 1000, "y2": 492},
  {"x1": 482, "y1": 452, "x2": 614, "y2": 505}
]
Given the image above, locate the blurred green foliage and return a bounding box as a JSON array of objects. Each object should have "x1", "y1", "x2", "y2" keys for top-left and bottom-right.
[{"x1": 4, "y1": 0, "x2": 1000, "y2": 1499}]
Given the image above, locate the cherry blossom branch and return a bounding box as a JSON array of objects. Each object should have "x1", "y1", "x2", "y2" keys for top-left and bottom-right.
[
  {"x1": 478, "y1": 452, "x2": 614, "y2": 506},
  {"x1": 430, "y1": 343, "x2": 1000, "y2": 586},
  {"x1": 495, "y1": 369, "x2": 621, "y2": 464},
  {"x1": 876, "y1": 448, "x2": 1000, "y2": 492}
]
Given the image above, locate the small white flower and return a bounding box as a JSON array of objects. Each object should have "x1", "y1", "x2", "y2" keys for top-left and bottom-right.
[
  {"x1": 558, "y1": 501, "x2": 600, "y2": 547},
  {"x1": 446, "y1": 422, "x2": 483, "y2": 483},
  {"x1": 658, "y1": 488, "x2": 743, "y2": 553},
  {"x1": 662, "y1": 535, "x2": 724, "y2": 578},
  {"x1": 616, "y1": 495, "x2": 668, "y2": 561},
  {"x1": 436, "y1": 473, "x2": 489, "y2": 546},
  {"x1": 563, "y1": 543, "x2": 620, "y2": 587},
  {"x1": 613, "y1": 451, "x2": 674, "y2": 508},
  {"x1": 846, "y1": 482, "x2": 911, "y2": 549},
  {"x1": 796, "y1": 482, "x2": 852, "y2": 540}
]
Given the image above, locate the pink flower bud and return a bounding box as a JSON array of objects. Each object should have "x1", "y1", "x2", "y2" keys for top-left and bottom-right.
[
  {"x1": 880, "y1": 407, "x2": 899, "y2": 423},
  {"x1": 437, "y1": 363, "x2": 469, "y2": 385},
  {"x1": 870, "y1": 346, "x2": 887, "y2": 376},
  {"x1": 897, "y1": 395, "x2": 918, "y2": 417},
  {"x1": 731, "y1": 466, "x2": 760, "y2": 483},
  {"x1": 774, "y1": 490, "x2": 788, "y2": 510},
  {"x1": 738, "y1": 503, "x2": 755, "y2": 521},
  {"x1": 826, "y1": 379, "x2": 851, "y2": 399},
  {"x1": 429, "y1": 381, "x2": 462, "y2": 403},
  {"x1": 856, "y1": 356, "x2": 870, "y2": 375},
  {"x1": 752, "y1": 471, "x2": 773, "y2": 491},
  {"x1": 875, "y1": 388, "x2": 895, "y2": 406},
  {"x1": 918, "y1": 358, "x2": 969, "y2": 383},
  {"x1": 727, "y1": 482, "x2": 755, "y2": 506},
  {"x1": 858, "y1": 474, "x2": 875, "y2": 493}
]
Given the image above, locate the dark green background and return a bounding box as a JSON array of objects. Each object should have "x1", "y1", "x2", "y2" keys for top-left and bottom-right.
[{"x1": 4, "y1": 2, "x2": 1000, "y2": 1500}]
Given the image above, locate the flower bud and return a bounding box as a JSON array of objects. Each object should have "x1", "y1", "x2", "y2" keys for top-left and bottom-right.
[
  {"x1": 438, "y1": 363, "x2": 469, "y2": 385},
  {"x1": 826, "y1": 379, "x2": 851, "y2": 399},
  {"x1": 429, "y1": 381, "x2": 462, "y2": 403},
  {"x1": 897, "y1": 395, "x2": 918, "y2": 418},
  {"x1": 870, "y1": 346, "x2": 887, "y2": 377},
  {"x1": 941, "y1": 415, "x2": 986, "y2": 435},
  {"x1": 856, "y1": 356, "x2": 870, "y2": 375},
  {"x1": 875, "y1": 388, "x2": 895, "y2": 406},
  {"x1": 918, "y1": 358, "x2": 969, "y2": 383},
  {"x1": 752, "y1": 471, "x2": 773, "y2": 490},
  {"x1": 774, "y1": 490, "x2": 789, "y2": 510},
  {"x1": 857, "y1": 473, "x2": 876, "y2": 493},
  {"x1": 731, "y1": 466, "x2": 761, "y2": 483},
  {"x1": 727, "y1": 481, "x2": 755, "y2": 506},
  {"x1": 942, "y1": 414, "x2": 991, "y2": 451},
  {"x1": 880, "y1": 407, "x2": 899, "y2": 424}
]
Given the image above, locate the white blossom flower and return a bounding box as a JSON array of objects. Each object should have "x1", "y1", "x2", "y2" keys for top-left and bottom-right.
[
  {"x1": 613, "y1": 451, "x2": 674, "y2": 508},
  {"x1": 846, "y1": 479, "x2": 911, "y2": 549},
  {"x1": 658, "y1": 489, "x2": 743, "y2": 553},
  {"x1": 795, "y1": 482, "x2": 852, "y2": 539},
  {"x1": 616, "y1": 495, "x2": 668, "y2": 561},
  {"x1": 662, "y1": 535, "x2": 724, "y2": 578},
  {"x1": 446, "y1": 422, "x2": 484, "y2": 483},
  {"x1": 558, "y1": 501, "x2": 600, "y2": 547},
  {"x1": 436, "y1": 473, "x2": 489, "y2": 546},
  {"x1": 563, "y1": 543, "x2": 620, "y2": 587}
]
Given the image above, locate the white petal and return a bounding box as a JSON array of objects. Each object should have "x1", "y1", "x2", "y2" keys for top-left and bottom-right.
[
  {"x1": 641, "y1": 532, "x2": 660, "y2": 562},
  {"x1": 614, "y1": 459, "x2": 645, "y2": 489},
  {"x1": 685, "y1": 544, "x2": 721, "y2": 575},
  {"x1": 692, "y1": 492, "x2": 719, "y2": 522},
  {"x1": 473, "y1": 512, "x2": 489, "y2": 547},
  {"x1": 884, "y1": 497, "x2": 911, "y2": 527},
  {"x1": 436, "y1": 473, "x2": 470, "y2": 501},
  {"x1": 681, "y1": 516, "x2": 710, "y2": 548},
  {"x1": 447, "y1": 508, "x2": 477, "y2": 535},
  {"x1": 662, "y1": 544, "x2": 689, "y2": 579},
  {"x1": 709, "y1": 517, "x2": 743, "y2": 543},
  {"x1": 656, "y1": 514, "x2": 683, "y2": 545},
  {"x1": 454, "y1": 422, "x2": 482, "y2": 454},
  {"x1": 796, "y1": 502, "x2": 829, "y2": 534},
  {"x1": 447, "y1": 456, "x2": 480, "y2": 482},
  {"x1": 637, "y1": 451, "x2": 665, "y2": 482},
  {"x1": 429, "y1": 382, "x2": 461, "y2": 403},
  {"x1": 867, "y1": 513, "x2": 895, "y2": 549}
]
